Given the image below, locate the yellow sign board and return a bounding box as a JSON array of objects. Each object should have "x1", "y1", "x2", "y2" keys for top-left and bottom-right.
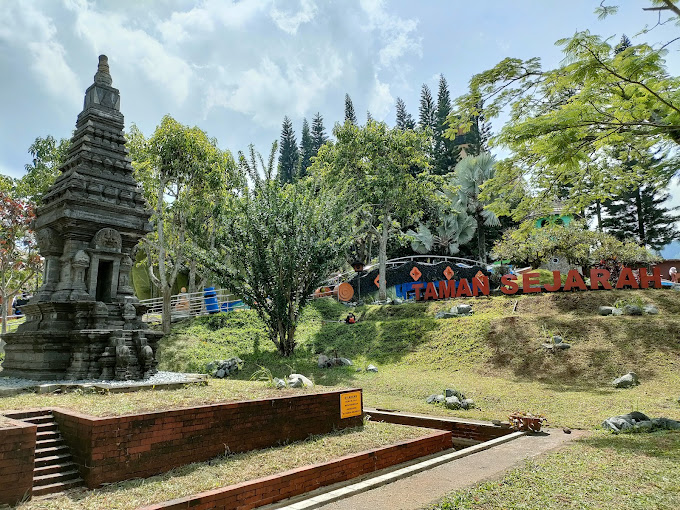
[{"x1": 340, "y1": 391, "x2": 362, "y2": 419}]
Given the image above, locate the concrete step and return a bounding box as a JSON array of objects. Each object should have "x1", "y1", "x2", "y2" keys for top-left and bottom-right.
[
  {"x1": 35, "y1": 452, "x2": 72, "y2": 467},
  {"x1": 36, "y1": 430, "x2": 61, "y2": 441},
  {"x1": 36, "y1": 422, "x2": 59, "y2": 432},
  {"x1": 31, "y1": 478, "x2": 84, "y2": 497},
  {"x1": 22, "y1": 414, "x2": 55, "y2": 425},
  {"x1": 35, "y1": 445, "x2": 69, "y2": 459},
  {"x1": 35, "y1": 437, "x2": 64, "y2": 449},
  {"x1": 34, "y1": 469, "x2": 81, "y2": 487},
  {"x1": 34, "y1": 463, "x2": 77, "y2": 477}
]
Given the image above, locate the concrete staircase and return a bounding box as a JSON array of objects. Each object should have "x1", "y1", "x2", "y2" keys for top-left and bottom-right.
[{"x1": 20, "y1": 411, "x2": 84, "y2": 498}]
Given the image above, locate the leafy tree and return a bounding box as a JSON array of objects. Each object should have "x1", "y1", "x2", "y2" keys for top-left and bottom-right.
[
  {"x1": 418, "y1": 84, "x2": 436, "y2": 131},
  {"x1": 366, "y1": 110, "x2": 373, "y2": 124},
  {"x1": 492, "y1": 220, "x2": 660, "y2": 269},
  {"x1": 310, "y1": 121, "x2": 430, "y2": 300},
  {"x1": 298, "y1": 118, "x2": 313, "y2": 179},
  {"x1": 130, "y1": 116, "x2": 235, "y2": 333},
  {"x1": 453, "y1": 29, "x2": 680, "y2": 220},
  {"x1": 0, "y1": 189, "x2": 41, "y2": 334},
  {"x1": 311, "y1": 112, "x2": 328, "y2": 155},
  {"x1": 433, "y1": 75, "x2": 460, "y2": 175},
  {"x1": 395, "y1": 97, "x2": 416, "y2": 130},
  {"x1": 602, "y1": 184, "x2": 679, "y2": 251},
  {"x1": 204, "y1": 143, "x2": 351, "y2": 356},
  {"x1": 448, "y1": 154, "x2": 501, "y2": 262},
  {"x1": 278, "y1": 116, "x2": 299, "y2": 184},
  {"x1": 344, "y1": 94, "x2": 357, "y2": 125},
  {"x1": 18, "y1": 135, "x2": 70, "y2": 202}
]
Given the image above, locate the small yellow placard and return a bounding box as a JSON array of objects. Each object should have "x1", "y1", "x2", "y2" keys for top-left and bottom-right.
[{"x1": 340, "y1": 391, "x2": 362, "y2": 419}]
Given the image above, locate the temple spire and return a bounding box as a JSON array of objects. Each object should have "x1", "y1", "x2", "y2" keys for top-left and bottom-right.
[{"x1": 94, "y1": 54, "x2": 112, "y2": 86}]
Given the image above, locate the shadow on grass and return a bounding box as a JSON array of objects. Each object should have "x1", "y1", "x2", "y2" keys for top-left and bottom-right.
[
  {"x1": 579, "y1": 431, "x2": 680, "y2": 460},
  {"x1": 308, "y1": 316, "x2": 438, "y2": 365}
]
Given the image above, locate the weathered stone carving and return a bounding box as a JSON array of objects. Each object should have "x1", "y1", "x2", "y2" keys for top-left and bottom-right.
[{"x1": 0, "y1": 55, "x2": 161, "y2": 381}]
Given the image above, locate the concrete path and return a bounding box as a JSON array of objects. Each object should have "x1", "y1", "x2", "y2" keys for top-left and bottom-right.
[{"x1": 301, "y1": 428, "x2": 586, "y2": 510}]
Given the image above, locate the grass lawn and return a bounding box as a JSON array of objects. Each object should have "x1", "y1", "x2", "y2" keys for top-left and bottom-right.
[
  {"x1": 2, "y1": 289, "x2": 679, "y2": 509},
  {"x1": 429, "y1": 431, "x2": 680, "y2": 510},
  {"x1": 14, "y1": 421, "x2": 429, "y2": 510}
]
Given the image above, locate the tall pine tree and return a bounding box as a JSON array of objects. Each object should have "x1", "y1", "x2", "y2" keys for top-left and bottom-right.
[
  {"x1": 432, "y1": 75, "x2": 460, "y2": 175},
  {"x1": 395, "y1": 97, "x2": 415, "y2": 130},
  {"x1": 418, "y1": 84, "x2": 436, "y2": 131},
  {"x1": 465, "y1": 101, "x2": 492, "y2": 156},
  {"x1": 602, "y1": 185, "x2": 679, "y2": 251},
  {"x1": 311, "y1": 112, "x2": 328, "y2": 155},
  {"x1": 344, "y1": 94, "x2": 357, "y2": 124},
  {"x1": 299, "y1": 118, "x2": 313, "y2": 178},
  {"x1": 278, "y1": 116, "x2": 299, "y2": 183},
  {"x1": 366, "y1": 110, "x2": 373, "y2": 124}
]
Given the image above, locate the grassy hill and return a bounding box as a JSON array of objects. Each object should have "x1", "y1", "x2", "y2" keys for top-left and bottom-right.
[{"x1": 159, "y1": 289, "x2": 680, "y2": 429}]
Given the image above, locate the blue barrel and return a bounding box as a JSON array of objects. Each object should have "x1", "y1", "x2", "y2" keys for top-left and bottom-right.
[{"x1": 204, "y1": 287, "x2": 219, "y2": 314}]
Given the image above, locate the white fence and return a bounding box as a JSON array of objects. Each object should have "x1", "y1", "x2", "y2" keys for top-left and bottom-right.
[{"x1": 138, "y1": 288, "x2": 247, "y2": 323}]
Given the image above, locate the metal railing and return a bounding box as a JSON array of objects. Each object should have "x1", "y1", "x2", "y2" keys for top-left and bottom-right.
[
  {"x1": 138, "y1": 288, "x2": 247, "y2": 323},
  {"x1": 0, "y1": 314, "x2": 26, "y2": 333}
]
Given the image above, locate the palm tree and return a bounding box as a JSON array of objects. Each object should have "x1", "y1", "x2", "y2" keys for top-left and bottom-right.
[
  {"x1": 449, "y1": 154, "x2": 501, "y2": 263},
  {"x1": 407, "y1": 211, "x2": 476, "y2": 255}
]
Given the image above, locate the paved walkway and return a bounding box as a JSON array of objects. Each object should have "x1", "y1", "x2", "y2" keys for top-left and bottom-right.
[{"x1": 299, "y1": 428, "x2": 586, "y2": 510}]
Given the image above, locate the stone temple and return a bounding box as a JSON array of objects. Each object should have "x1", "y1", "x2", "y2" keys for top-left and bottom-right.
[{"x1": 0, "y1": 55, "x2": 161, "y2": 381}]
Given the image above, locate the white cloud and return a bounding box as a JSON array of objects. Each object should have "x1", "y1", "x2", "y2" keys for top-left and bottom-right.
[
  {"x1": 368, "y1": 75, "x2": 393, "y2": 120},
  {"x1": 359, "y1": 0, "x2": 421, "y2": 69},
  {"x1": 64, "y1": 0, "x2": 194, "y2": 105},
  {"x1": 206, "y1": 49, "x2": 344, "y2": 126},
  {"x1": 0, "y1": 1, "x2": 81, "y2": 108},
  {"x1": 158, "y1": 0, "x2": 269, "y2": 43},
  {"x1": 270, "y1": 0, "x2": 317, "y2": 35}
]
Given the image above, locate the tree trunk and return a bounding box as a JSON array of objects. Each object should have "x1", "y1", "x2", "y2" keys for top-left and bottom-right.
[
  {"x1": 156, "y1": 174, "x2": 171, "y2": 334},
  {"x1": 476, "y1": 214, "x2": 486, "y2": 264},
  {"x1": 1, "y1": 294, "x2": 7, "y2": 335},
  {"x1": 634, "y1": 188, "x2": 646, "y2": 246},
  {"x1": 162, "y1": 285, "x2": 172, "y2": 335},
  {"x1": 188, "y1": 260, "x2": 197, "y2": 294},
  {"x1": 378, "y1": 214, "x2": 389, "y2": 301},
  {"x1": 595, "y1": 200, "x2": 602, "y2": 231}
]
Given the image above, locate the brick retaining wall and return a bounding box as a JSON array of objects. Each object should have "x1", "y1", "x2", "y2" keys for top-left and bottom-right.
[
  {"x1": 138, "y1": 430, "x2": 453, "y2": 510},
  {"x1": 51, "y1": 389, "x2": 364, "y2": 488},
  {"x1": 367, "y1": 409, "x2": 513, "y2": 445},
  {"x1": 0, "y1": 418, "x2": 36, "y2": 506}
]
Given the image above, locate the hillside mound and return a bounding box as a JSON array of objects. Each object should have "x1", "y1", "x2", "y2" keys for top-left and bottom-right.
[{"x1": 159, "y1": 289, "x2": 680, "y2": 385}]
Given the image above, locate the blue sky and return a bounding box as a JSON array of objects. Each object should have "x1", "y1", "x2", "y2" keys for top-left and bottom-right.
[{"x1": 1, "y1": 0, "x2": 679, "y2": 213}]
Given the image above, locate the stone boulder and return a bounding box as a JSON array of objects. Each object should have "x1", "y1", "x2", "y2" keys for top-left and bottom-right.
[
  {"x1": 435, "y1": 303, "x2": 473, "y2": 319},
  {"x1": 366, "y1": 364, "x2": 378, "y2": 372},
  {"x1": 643, "y1": 305, "x2": 659, "y2": 315},
  {"x1": 318, "y1": 355, "x2": 353, "y2": 368},
  {"x1": 273, "y1": 377, "x2": 286, "y2": 389},
  {"x1": 613, "y1": 372, "x2": 639, "y2": 388},
  {"x1": 210, "y1": 357, "x2": 244, "y2": 378},
  {"x1": 622, "y1": 304, "x2": 643, "y2": 316},
  {"x1": 599, "y1": 306, "x2": 615, "y2": 316},
  {"x1": 445, "y1": 396, "x2": 461, "y2": 409},
  {"x1": 287, "y1": 374, "x2": 314, "y2": 388},
  {"x1": 602, "y1": 412, "x2": 680, "y2": 433}
]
